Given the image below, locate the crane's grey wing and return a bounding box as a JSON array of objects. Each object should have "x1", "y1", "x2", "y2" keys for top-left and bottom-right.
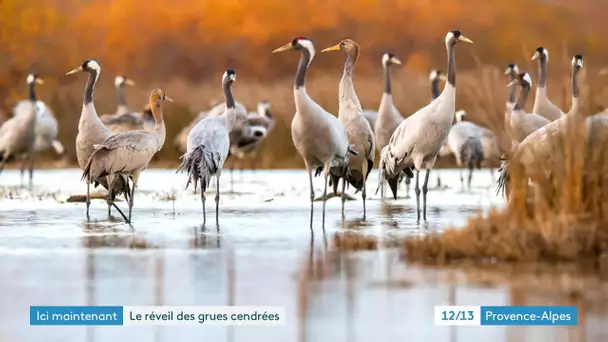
[{"x1": 93, "y1": 131, "x2": 151, "y2": 151}]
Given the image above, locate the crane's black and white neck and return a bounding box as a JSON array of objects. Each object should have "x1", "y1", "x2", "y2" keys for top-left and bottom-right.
[
  {"x1": 571, "y1": 55, "x2": 583, "y2": 99},
  {"x1": 26, "y1": 73, "x2": 41, "y2": 102},
  {"x1": 293, "y1": 38, "x2": 315, "y2": 89},
  {"x1": 429, "y1": 69, "x2": 443, "y2": 100},
  {"x1": 513, "y1": 72, "x2": 532, "y2": 111},
  {"x1": 505, "y1": 64, "x2": 519, "y2": 106},
  {"x1": 532, "y1": 47, "x2": 549, "y2": 88},
  {"x1": 83, "y1": 60, "x2": 101, "y2": 105},
  {"x1": 382, "y1": 53, "x2": 400, "y2": 95},
  {"x1": 222, "y1": 69, "x2": 237, "y2": 109},
  {"x1": 115, "y1": 76, "x2": 127, "y2": 107},
  {"x1": 445, "y1": 30, "x2": 468, "y2": 87}
]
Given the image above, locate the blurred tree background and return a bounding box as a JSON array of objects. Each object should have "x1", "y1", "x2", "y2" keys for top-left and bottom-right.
[{"x1": 1, "y1": 0, "x2": 607, "y2": 169}]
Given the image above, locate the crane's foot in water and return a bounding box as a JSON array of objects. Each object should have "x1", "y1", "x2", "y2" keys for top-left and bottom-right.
[{"x1": 314, "y1": 192, "x2": 356, "y2": 202}]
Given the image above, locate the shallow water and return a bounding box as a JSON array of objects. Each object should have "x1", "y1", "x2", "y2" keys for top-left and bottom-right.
[{"x1": 0, "y1": 169, "x2": 604, "y2": 341}]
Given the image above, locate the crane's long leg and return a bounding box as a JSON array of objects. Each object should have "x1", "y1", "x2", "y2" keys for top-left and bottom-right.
[
  {"x1": 322, "y1": 170, "x2": 329, "y2": 233},
  {"x1": 468, "y1": 166, "x2": 473, "y2": 192},
  {"x1": 489, "y1": 168, "x2": 495, "y2": 183},
  {"x1": 106, "y1": 175, "x2": 117, "y2": 217},
  {"x1": 108, "y1": 176, "x2": 129, "y2": 222},
  {"x1": 405, "y1": 176, "x2": 411, "y2": 199},
  {"x1": 414, "y1": 170, "x2": 421, "y2": 221},
  {"x1": 230, "y1": 163, "x2": 234, "y2": 193},
  {"x1": 200, "y1": 176, "x2": 206, "y2": 225},
  {"x1": 341, "y1": 177, "x2": 346, "y2": 218},
  {"x1": 307, "y1": 167, "x2": 314, "y2": 234},
  {"x1": 20, "y1": 156, "x2": 27, "y2": 188},
  {"x1": 362, "y1": 175, "x2": 367, "y2": 220},
  {"x1": 422, "y1": 169, "x2": 431, "y2": 221},
  {"x1": 27, "y1": 152, "x2": 36, "y2": 190},
  {"x1": 127, "y1": 180, "x2": 136, "y2": 224},
  {"x1": 215, "y1": 172, "x2": 221, "y2": 225},
  {"x1": 86, "y1": 175, "x2": 91, "y2": 221},
  {"x1": 460, "y1": 168, "x2": 464, "y2": 191}
]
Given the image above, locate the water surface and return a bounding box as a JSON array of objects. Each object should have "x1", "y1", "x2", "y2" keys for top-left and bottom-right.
[{"x1": 0, "y1": 169, "x2": 604, "y2": 341}]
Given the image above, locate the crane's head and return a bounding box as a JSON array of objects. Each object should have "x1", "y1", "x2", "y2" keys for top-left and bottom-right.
[
  {"x1": 272, "y1": 37, "x2": 316, "y2": 64},
  {"x1": 66, "y1": 59, "x2": 101, "y2": 75},
  {"x1": 571, "y1": 55, "x2": 584, "y2": 69},
  {"x1": 445, "y1": 30, "x2": 473, "y2": 47},
  {"x1": 507, "y1": 72, "x2": 532, "y2": 89},
  {"x1": 455, "y1": 110, "x2": 467, "y2": 122},
  {"x1": 504, "y1": 64, "x2": 519, "y2": 77},
  {"x1": 222, "y1": 69, "x2": 237, "y2": 86},
  {"x1": 26, "y1": 73, "x2": 44, "y2": 85},
  {"x1": 429, "y1": 69, "x2": 447, "y2": 82},
  {"x1": 115, "y1": 75, "x2": 135, "y2": 88},
  {"x1": 149, "y1": 88, "x2": 173, "y2": 109},
  {"x1": 322, "y1": 38, "x2": 360, "y2": 58},
  {"x1": 382, "y1": 53, "x2": 401, "y2": 68},
  {"x1": 531, "y1": 47, "x2": 549, "y2": 62}
]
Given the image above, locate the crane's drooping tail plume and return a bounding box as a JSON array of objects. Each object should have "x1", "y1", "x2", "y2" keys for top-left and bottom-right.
[
  {"x1": 460, "y1": 136, "x2": 484, "y2": 171},
  {"x1": 177, "y1": 145, "x2": 220, "y2": 193},
  {"x1": 496, "y1": 154, "x2": 510, "y2": 198},
  {"x1": 377, "y1": 146, "x2": 414, "y2": 200}
]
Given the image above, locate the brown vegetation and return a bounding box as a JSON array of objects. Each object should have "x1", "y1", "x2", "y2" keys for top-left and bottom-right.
[
  {"x1": 2, "y1": 0, "x2": 608, "y2": 169},
  {"x1": 404, "y1": 115, "x2": 608, "y2": 266}
]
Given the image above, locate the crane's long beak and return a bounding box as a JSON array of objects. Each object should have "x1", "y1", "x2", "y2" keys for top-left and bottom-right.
[
  {"x1": 531, "y1": 52, "x2": 539, "y2": 61},
  {"x1": 35, "y1": 78, "x2": 44, "y2": 85},
  {"x1": 506, "y1": 80, "x2": 517, "y2": 87},
  {"x1": 272, "y1": 43, "x2": 292, "y2": 53},
  {"x1": 321, "y1": 44, "x2": 341, "y2": 53},
  {"x1": 459, "y1": 36, "x2": 473, "y2": 44},
  {"x1": 125, "y1": 79, "x2": 135, "y2": 86},
  {"x1": 504, "y1": 68, "x2": 511, "y2": 75},
  {"x1": 66, "y1": 66, "x2": 83, "y2": 75},
  {"x1": 164, "y1": 95, "x2": 174, "y2": 103},
  {"x1": 390, "y1": 57, "x2": 402, "y2": 65}
]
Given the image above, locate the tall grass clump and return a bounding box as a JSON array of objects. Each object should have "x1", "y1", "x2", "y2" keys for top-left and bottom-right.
[{"x1": 404, "y1": 62, "x2": 608, "y2": 267}]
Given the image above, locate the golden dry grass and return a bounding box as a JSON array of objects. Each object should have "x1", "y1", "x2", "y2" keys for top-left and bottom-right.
[{"x1": 403, "y1": 81, "x2": 608, "y2": 267}]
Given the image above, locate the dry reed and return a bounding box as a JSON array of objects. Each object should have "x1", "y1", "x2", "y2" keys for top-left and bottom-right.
[{"x1": 404, "y1": 60, "x2": 608, "y2": 267}]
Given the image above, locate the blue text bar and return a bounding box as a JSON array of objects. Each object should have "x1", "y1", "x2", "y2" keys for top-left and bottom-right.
[
  {"x1": 30, "y1": 306, "x2": 123, "y2": 326},
  {"x1": 481, "y1": 306, "x2": 578, "y2": 326}
]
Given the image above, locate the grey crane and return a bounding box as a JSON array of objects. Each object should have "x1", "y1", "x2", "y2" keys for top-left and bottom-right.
[
  {"x1": 322, "y1": 38, "x2": 375, "y2": 218},
  {"x1": 505, "y1": 72, "x2": 551, "y2": 143},
  {"x1": 230, "y1": 100, "x2": 276, "y2": 171},
  {"x1": 67, "y1": 59, "x2": 131, "y2": 221},
  {"x1": 11, "y1": 74, "x2": 65, "y2": 187},
  {"x1": 531, "y1": 47, "x2": 564, "y2": 121},
  {"x1": 178, "y1": 70, "x2": 242, "y2": 225},
  {"x1": 498, "y1": 55, "x2": 584, "y2": 199},
  {"x1": 82, "y1": 88, "x2": 172, "y2": 223},
  {"x1": 272, "y1": 37, "x2": 355, "y2": 231},
  {"x1": 0, "y1": 74, "x2": 42, "y2": 187},
  {"x1": 374, "y1": 53, "x2": 406, "y2": 198},
  {"x1": 379, "y1": 30, "x2": 473, "y2": 222}
]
